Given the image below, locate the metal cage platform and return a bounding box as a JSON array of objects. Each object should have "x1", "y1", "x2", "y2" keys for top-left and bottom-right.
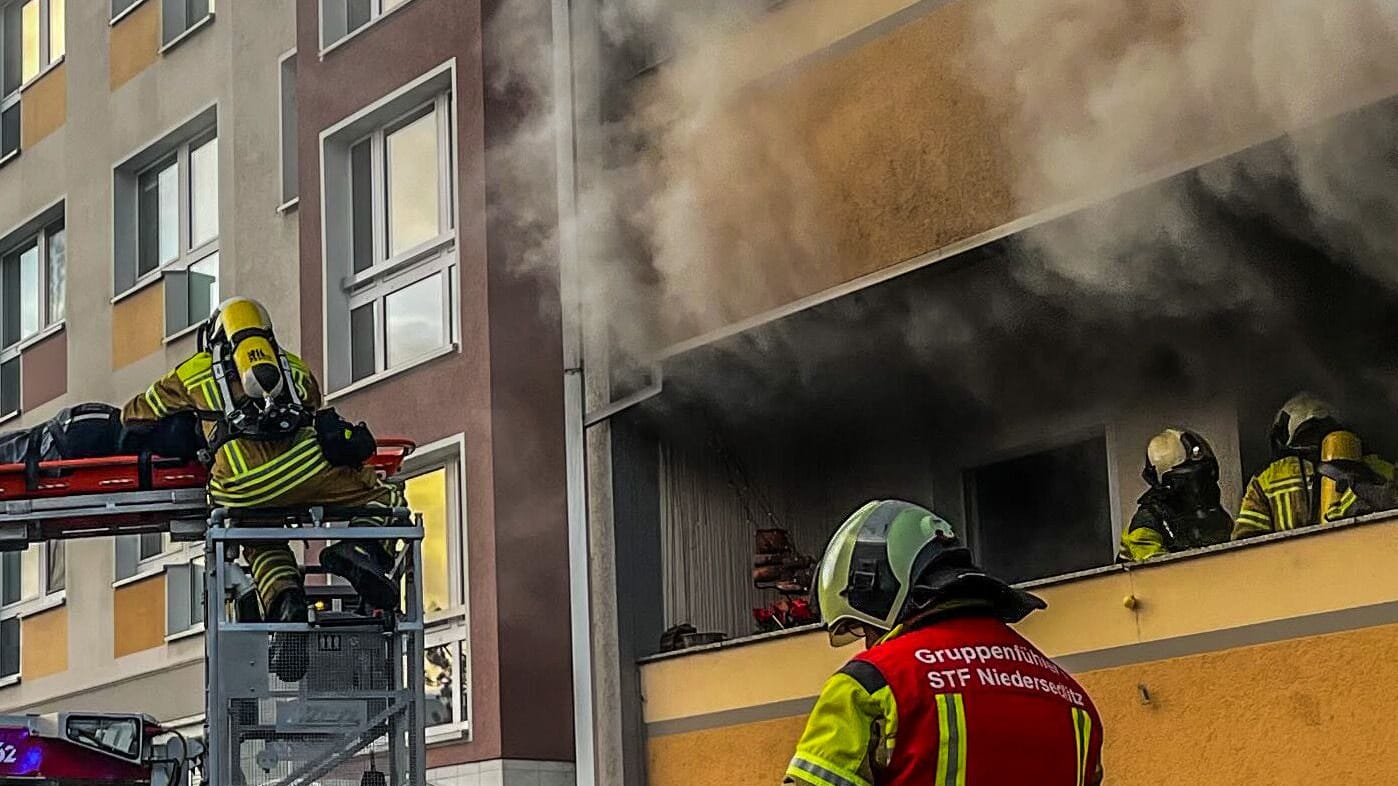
[{"x1": 204, "y1": 507, "x2": 426, "y2": 786}]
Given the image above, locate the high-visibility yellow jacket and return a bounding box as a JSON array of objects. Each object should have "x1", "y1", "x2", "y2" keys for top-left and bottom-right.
[
  {"x1": 1232, "y1": 454, "x2": 1397, "y2": 540},
  {"x1": 122, "y1": 351, "x2": 329, "y2": 508}
]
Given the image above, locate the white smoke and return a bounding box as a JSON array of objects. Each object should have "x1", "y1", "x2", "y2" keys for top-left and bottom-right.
[{"x1": 966, "y1": 0, "x2": 1398, "y2": 297}]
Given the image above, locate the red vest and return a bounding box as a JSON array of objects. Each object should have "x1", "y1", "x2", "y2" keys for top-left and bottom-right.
[{"x1": 853, "y1": 614, "x2": 1103, "y2": 786}]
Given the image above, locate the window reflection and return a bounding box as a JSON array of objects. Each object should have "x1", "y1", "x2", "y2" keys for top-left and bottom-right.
[
  {"x1": 48, "y1": 0, "x2": 62, "y2": 64},
  {"x1": 384, "y1": 273, "x2": 444, "y2": 367},
  {"x1": 386, "y1": 110, "x2": 440, "y2": 257},
  {"x1": 403, "y1": 467, "x2": 449, "y2": 614},
  {"x1": 190, "y1": 137, "x2": 219, "y2": 249},
  {"x1": 424, "y1": 643, "x2": 455, "y2": 727},
  {"x1": 20, "y1": 0, "x2": 37, "y2": 84}
]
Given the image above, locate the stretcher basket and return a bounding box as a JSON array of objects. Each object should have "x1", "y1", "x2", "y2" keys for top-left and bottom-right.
[
  {"x1": 203, "y1": 505, "x2": 425, "y2": 786},
  {"x1": 0, "y1": 439, "x2": 416, "y2": 549}
]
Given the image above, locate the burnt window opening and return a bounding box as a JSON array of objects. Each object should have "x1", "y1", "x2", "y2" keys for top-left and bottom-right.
[{"x1": 965, "y1": 436, "x2": 1114, "y2": 585}]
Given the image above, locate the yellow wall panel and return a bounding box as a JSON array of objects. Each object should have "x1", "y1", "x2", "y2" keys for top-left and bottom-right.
[
  {"x1": 648, "y1": 716, "x2": 805, "y2": 786},
  {"x1": 113, "y1": 574, "x2": 165, "y2": 658},
  {"x1": 20, "y1": 605, "x2": 67, "y2": 680},
  {"x1": 111, "y1": 283, "x2": 164, "y2": 370},
  {"x1": 20, "y1": 62, "x2": 65, "y2": 149},
  {"x1": 109, "y1": 0, "x2": 159, "y2": 91},
  {"x1": 646, "y1": 622, "x2": 1398, "y2": 786},
  {"x1": 642, "y1": 518, "x2": 1398, "y2": 724}
]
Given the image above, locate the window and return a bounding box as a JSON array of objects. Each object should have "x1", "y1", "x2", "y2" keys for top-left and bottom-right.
[
  {"x1": 116, "y1": 532, "x2": 202, "y2": 637},
  {"x1": 161, "y1": 0, "x2": 211, "y2": 48},
  {"x1": 111, "y1": 0, "x2": 139, "y2": 20},
  {"x1": 5, "y1": 0, "x2": 61, "y2": 88},
  {"x1": 278, "y1": 52, "x2": 297, "y2": 206},
  {"x1": 0, "y1": 541, "x2": 65, "y2": 680},
  {"x1": 321, "y1": 0, "x2": 411, "y2": 47},
  {"x1": 0, "y1": 211, "x2": 64, "y2": 418},
  {"x1": 165, "y1": 554, "x2": 203, "y2": 636},
  {"x1": 965, "y1": 436, "x2": 1114, "y2": 584},
  {"x1": 1, "y1": 219, "x2": 64, "y2": 348},
  {"x1": 115, "y1": 108, "x2": 220, "y2": 337},
  {"x1": 323, "y1": 75, "x2": 455, "y2": 391},
  {"x1": 399, "y1": 439, "x2": 467, "y2": 732}
]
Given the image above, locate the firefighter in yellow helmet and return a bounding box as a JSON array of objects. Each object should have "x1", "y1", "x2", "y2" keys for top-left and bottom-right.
[
  {"x1": 1118, "y1": 428, "x2": 1233, "y2": 561},
  {"x1": 1233, "y1": 392, "x2": 1398, "y2": 539},
  {"x1": 121, "y1": 297, "x2": 403, "y2": 681},
  {"x1": 788, "y1": 500, "x2": 1103, "y2": 786}
]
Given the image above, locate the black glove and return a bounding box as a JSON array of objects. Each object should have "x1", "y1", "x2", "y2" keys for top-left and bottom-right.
[
  {"x1": 1316, "y1": 459, "x2": 1384, "y2": 487},
  {"x1": 1318, "y1": 460, "x2": 1398, "y2": 514}
]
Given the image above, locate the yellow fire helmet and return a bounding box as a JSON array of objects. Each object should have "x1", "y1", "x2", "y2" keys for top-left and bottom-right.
[
  {"x1": 205, "y1": 297, "x2": 285, "y2": 401},
  {"x1": 199, "y1": 297, "x2": 310, "y2": 443}
]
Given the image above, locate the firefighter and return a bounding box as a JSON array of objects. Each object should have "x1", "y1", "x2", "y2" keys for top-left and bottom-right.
[
  {"x1": 1233, "y1": 392, "x2": 1398, "y2": 540},
  {"x1": 786, "y1": 500, "x2": 1104, "y2": 786},
  {"x1": 121, "y1": 297, "x2": 402, "y2": 681},
  {"x1": 1118, "y1": 428, "x2": 1233, "y2": 561}
]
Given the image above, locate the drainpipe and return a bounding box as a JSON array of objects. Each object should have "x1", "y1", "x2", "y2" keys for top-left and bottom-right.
[{"x1": 552, "y1": 0, "x2": 597, "y2": 784}]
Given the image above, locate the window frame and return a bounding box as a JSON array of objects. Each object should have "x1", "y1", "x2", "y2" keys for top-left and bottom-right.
[
  {"x1": 277, "y1": 49, "x2": 298, "y2": 211},
  {"x1": 159, "y1": 0, "x2": 213, "y2": 51},
  {"x1": 0, "y1": 201, "x2": 65, "y2": 420},
  {"x1": 113, "y1": 106, "x2": 220, "y2": 337},
  {"x1": 320, "y1": 65, "x2": 458, "y2": 395},
  {"x1": 0, "y1": 540, "x2": 66, "y2": 683},
  {"x1": 0, "y1": 218, "x2": 66, "y2": 351},
  {"x1": 319, "y1": 0, "x2": 417, "y2": 52},
  {"x1": 6, "y1": 0, "x2": 63, "y2": 92},
  {"x1": 397, "y1": 435, "x2": 469, "y2": 738},
  {"x1": 132, "y1": 129, "x2": 219, "y2": 336}
]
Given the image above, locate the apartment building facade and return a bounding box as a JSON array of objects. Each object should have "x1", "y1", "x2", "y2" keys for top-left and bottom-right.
[
  {"x1": 0, "y1": 0, "x2": 298, "y2": 729},
  {"x1": 0, "y1": 2, "x2": 580, "y2": 786},
  {"x1": 570, "y1": 2, "x2": 1398, "y2": 785}
]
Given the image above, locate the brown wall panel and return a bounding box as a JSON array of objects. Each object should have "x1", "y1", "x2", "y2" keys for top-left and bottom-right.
[
  {"x1": 109, "y1": 0, "x2": 160, "y2": 91},
  {"x1": 20, "y1": 62, "x2": 66, "y2": 149},
  {"x1": 113, "y1": 574, "x2": 165, "y2": 658},
  {"x1": 21, "y1": 329, "x2": 66, "y2": 411},
  {"x1": 295, "y1": 0, "x2": 512, "y2": 763},
  {"x1": 20, "y1": 605, "x2": 67, "y2": 681},
  {"x1": 111, "y1": 284, "x2": 163, "y2": 370}
]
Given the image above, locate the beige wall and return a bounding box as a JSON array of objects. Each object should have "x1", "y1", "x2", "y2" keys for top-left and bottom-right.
[{"x1": 0, "y1": 0, "x2": 298, "y2": 722}]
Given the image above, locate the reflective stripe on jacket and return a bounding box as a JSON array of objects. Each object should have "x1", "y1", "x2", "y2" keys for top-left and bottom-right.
[
  {"x1": 122, "y1": 350, "x2": 327, "y2": 506},
  {"x1": 786, "y1": 615, "x2": 1103, "y2": 786},
  {"x1": 1233, "y1": 454, "x2": 1397, "y2": 540}
]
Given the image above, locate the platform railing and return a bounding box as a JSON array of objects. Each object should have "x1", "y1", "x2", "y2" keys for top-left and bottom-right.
[{"x1": 203, "y1": 506, "x2": 426, "y2": 786}]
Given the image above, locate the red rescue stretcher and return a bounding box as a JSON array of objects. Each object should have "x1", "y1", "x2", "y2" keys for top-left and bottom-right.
[{"x1": 0, "y1": 439, "x2": 415, "y2": 549}]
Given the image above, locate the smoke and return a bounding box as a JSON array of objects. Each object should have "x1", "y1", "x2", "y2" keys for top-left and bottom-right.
[
  {"x1": 479, "y1": 0, "x2": 1398, "y2": 434},
  {"x1": 483, "y1": 0, "x2": 836, "y2": 369},
  {"x1": 965, "y1": 0, "x2": 1398, "y2": 300}
]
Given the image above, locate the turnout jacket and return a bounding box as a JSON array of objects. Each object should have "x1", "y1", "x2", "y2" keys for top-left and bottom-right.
[{"x1": 786, "y1": 613, "x2": 1103, "y2": 786}]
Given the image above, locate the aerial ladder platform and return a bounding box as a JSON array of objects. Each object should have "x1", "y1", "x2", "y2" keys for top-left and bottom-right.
[{"x1": 0, "y1": 442, "x2": 426, "y2": 786}]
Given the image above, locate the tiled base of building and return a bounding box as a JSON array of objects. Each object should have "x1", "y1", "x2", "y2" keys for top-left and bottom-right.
[{"x1": 427, "y1": 759, "x2": 575, "y2": 786}]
